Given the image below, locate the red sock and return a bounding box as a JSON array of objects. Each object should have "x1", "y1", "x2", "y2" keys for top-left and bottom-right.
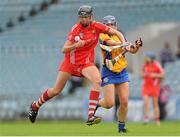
[
  {"x1": 32, "y1": 89, "x2": 50, "y2": 111},
  {"x1": 88, "y1": 90, "x2": 100, "y2": 117}
]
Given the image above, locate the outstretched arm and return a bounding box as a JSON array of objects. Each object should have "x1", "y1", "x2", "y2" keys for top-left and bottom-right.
[
  {"x1": 124, "y1": 38, "x2": 143, "y2": 54},
  {"x1": 105, "y1": 39, "x2": 121, "y2": 46},
  {"x1": 150, "y1": 72, "x2": 164, "y2": 79},
  {"x1": 107, "y1": 28, "x2": 126, "y2": 43}
]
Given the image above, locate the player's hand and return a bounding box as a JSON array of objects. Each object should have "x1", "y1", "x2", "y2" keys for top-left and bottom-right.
[
  {"x1": 74, "y1": 36, "x2": 85, "y2": 48},
  {"x1": 75, "y1": 38, "x2": 95, "y2": 49},
  {"x1": 135, "y1": 38, "x2": 143, "y2": 48},
  {"x1": 75, "y1": 40, "x2": 85, "y2": 48},
  {"x1": 149, "y1": 73, "x2": 157, "y2": 78}
]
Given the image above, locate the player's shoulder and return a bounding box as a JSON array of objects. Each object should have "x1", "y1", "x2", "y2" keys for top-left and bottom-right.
[
  {"x1": 143, "y1": 62, "x2": 150, "y2": 68},
  {"x1": 99, "y1": 33, "x2": 109, "y2": 40},
  {"x1": 100, "y1": 33, "x2": 108, "y2": 37},
  {"x1": 91, "y1": 21, "x2": 104, "y2": 27},
  {"x1": 70, "y1": 23, "x2": 81, "y2": 33},
  {"x1": 153, "y1": 61, "x2": 161, "y2": 66},
  {"x1": 143, "y1": 63, "x2": 147, "y2": 68},
  {"x1": 153, "y1": 61, "x2": 163, "y2": 68}
]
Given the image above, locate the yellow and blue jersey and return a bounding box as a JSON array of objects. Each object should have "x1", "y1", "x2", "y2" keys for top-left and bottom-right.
[
  {"x1": 99, "y1": 33, "x2": 128, "y2": 73},
  {"x1": 99, "y1": 32, "x2": 129, "y2": 87}
]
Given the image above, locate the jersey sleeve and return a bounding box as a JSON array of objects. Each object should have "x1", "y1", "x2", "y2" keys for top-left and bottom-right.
[
  {"x1": 67, "y1": 24, "x2": 78, "y2": 43},
  {"x1": 155, "y1": 61, "x2": 164, "y2": 74},
  {"x1": 94, "y1": 21, "x2": 110, "y2": 33},
  {"x1": 67, "y1": 31, "x2": 75, "y2": 42}
]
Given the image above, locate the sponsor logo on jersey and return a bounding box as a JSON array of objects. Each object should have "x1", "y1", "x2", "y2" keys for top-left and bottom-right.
[{"x1": 92, "y1": 29, "x2": 96, "y2": 34}]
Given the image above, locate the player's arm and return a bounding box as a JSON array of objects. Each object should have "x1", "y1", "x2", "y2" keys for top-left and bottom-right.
[
  {"x1": 140, "y1": 67, "x2": 147, "y2": 78},
  {"x1": 150, "y1": 63, "x2": 165, "y2": 78},
  {"x1": 141, "y1": 70, "x2": 146, "y2": 78},
  {"x1": 127, "y1": 38, "x2": 143, "y2": 54},
  {"x1": 99, "y1": 33, "x2": 121, "y2": 46},
  {"x1": 108, "y1": 28, "x2": 143, "y2": 52},
  {"x1": 61, "y1": 40, "x2": 85, "y2": 53},
  {"x1": 107, "y1": 28, "x2": 126, "y2": 43},
  {"x1": 150, "y1": 72, "x2": 164, "y2": 79},
  {"x1": 105, "y1": 39, "x2": 121, "y2": 46}
]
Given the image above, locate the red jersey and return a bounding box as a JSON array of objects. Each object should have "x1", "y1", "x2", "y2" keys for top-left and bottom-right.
[
  {"x1": 142, "y1": 61, "x2": 164, "y2": 88},
  {"x1": 65, "y1": 21, "x2": 110, "y2": 65}
]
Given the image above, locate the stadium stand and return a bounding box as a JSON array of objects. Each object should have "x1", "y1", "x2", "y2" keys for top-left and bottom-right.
[
  {"x1": 0, "y1": 0, "x2": 180, "y2": 120},
  {"x1": 0, "y1": 0, "x2": 44, "y2": 25}
]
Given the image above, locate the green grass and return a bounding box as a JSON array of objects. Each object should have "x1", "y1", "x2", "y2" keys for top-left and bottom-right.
[{"x1": 0, "y1": 120, "x2": 180, "y2": 136}]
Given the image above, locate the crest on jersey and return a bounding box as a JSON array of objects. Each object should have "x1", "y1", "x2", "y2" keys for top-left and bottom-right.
[
  {"x1": 103, "y1": 77, "x2": 109, "y2": 83},
  {"x1": 79, "y1": 32, "x2": 84, "y2": 39}
]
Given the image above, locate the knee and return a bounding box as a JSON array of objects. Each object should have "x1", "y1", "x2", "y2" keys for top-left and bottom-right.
[
  {"x1": 120, "y1": 97, "x2": 128, "y2": 108},
  {"x1": 93, "y1": 77, "x2": 101, "y2": 85},
  {"x1": 106, "y1": 100, "x2": 115, "y2": 109},
  {"x1": 92, "y1": 77, "x2": 101, "y2": 89}
]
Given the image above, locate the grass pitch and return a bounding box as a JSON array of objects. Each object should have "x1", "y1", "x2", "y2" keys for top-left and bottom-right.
[{"x1": 0, "y1": 120, "x2": 180, "y2": 136}]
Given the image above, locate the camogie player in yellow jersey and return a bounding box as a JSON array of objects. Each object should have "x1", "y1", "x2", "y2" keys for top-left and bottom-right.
[{"x1": 96, "y1": 15, "x2": 142, "y2": 133}]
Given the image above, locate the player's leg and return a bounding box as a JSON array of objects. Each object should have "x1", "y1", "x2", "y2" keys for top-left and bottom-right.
[
  {"x1": 32, "y1": 71, "x2": 71, "y2": 110},
  {"x1": 81, "y1": 65, "x2": 102, "y2": 125},
  {"x1": 115, "y1": 82, "x2": 129, "y2": 133},
  {"x1": 28, "y1": 71, "x2": 71, "y2": 123},
  {"x1": 143, "y1": 95, "x2": 150, "y2": 124},
  {"x1": 98, "y1": 84, "x2": 115, "y2": 109},
  {"x1": 152, "y1": 96, "x2": 160, "y2": 125}
]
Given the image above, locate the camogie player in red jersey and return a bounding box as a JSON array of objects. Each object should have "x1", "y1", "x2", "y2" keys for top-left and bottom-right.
[
  {"x1": 141, "y1": 52, "x2": 164, "y2": 125},
  {"x1": 28, "y1": 5, "x2": 129, "y2": 125}
]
